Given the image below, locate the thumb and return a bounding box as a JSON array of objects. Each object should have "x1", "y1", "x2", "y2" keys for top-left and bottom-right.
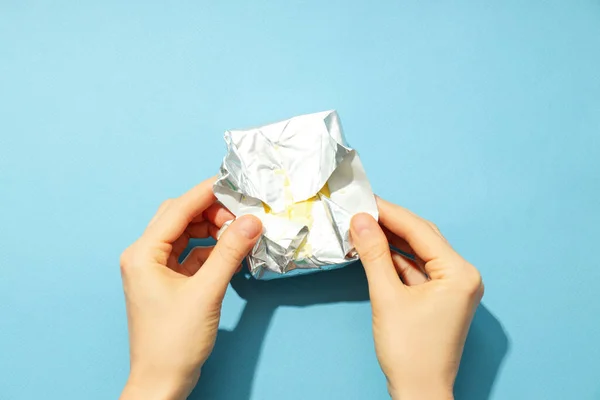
[
  {"x1": 350, "y1": 213, "x2": 405, "y2": 304},
  {"x1": 195, "y1": 215, "x2": 263, "y2": 300}
]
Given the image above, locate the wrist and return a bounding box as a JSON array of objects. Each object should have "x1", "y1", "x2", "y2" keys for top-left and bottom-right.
[
  {"x1": 120, "y1": 370, "x2": 196, "y2": 400},
  {"x1": 389, "y1": 381, "x2": 453, "y2": 400}
]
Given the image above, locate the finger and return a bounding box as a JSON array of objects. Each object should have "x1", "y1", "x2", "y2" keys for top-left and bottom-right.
[
  {"x1": 350, "y1": 213, "x2": 405, "y2": 304},
  {"x1": 144, "y1": 177, "x2": 217, "y2": 244},
  {"x1": 382, "y1": 226, "x2": 415, "y2": 257},
  {"x1": 209, "y1": 224, "x2": 219, "y2": 240},
  {"x1": 180, "y1": 246, "x2": 214, "y2": 276},
  {"x1": 425, "y1": 219, "x2": 446, "y2": 241},
  {"x1": 195, "y1": 215, "x2": 262, "y2": 300},
  {"x1": 146, "y1": 199, "x2": 173, "y2": 230},
  {"x1": 170, "y1": 221, "x2": 216, "y2": 262},
  {"x1": 203, "y1": 202, "x2": 235, "y2": 228},
  {"x1": 390, "y1": 252, "x2": 428, "y2": 286},
  {"x1": 186, "y1": 221, "x2": 215, "y2": 239},
  {"x1": 377, "y1": 197, "x2": 457, "y2": 267},
  {"x1": 382, "y1": 226, "x2": 428, "y2": 273}
]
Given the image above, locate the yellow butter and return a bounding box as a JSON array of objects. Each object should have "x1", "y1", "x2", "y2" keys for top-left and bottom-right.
[{"x1": 261, "y1": 172, "x2": 330, "y2": 258}]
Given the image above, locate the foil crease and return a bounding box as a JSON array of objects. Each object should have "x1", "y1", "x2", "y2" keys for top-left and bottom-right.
[{"x1": 214, "y1": 110, "x2": 378, "y2": 280}]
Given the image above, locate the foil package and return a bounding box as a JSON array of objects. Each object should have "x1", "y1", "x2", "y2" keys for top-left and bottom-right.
[{"x1": 213, "y1": 110, "x2": 378, "y2": 280}]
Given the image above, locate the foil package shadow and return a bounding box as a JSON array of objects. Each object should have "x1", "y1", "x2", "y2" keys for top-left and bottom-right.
[{"x1": 214, "y1": 110, "x2": 378, "y2": 280}]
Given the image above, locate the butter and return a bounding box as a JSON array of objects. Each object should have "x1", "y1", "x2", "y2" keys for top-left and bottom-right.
[
  {"x1": 262, "y1": 170, "x2": 331, "y2": 258},
  {"x1": 262, "y1": 170, "x2": 331, "y2": 222}
]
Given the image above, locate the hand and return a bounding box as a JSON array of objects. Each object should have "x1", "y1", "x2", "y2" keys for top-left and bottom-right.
[
  {"x1": 119, "y1": 177, "x2": 262, "y2": 400},
  {"x1": 350, "y1": 198, "x2": 484, "y2": 400}
]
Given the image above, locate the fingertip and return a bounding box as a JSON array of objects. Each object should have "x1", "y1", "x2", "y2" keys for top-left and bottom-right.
[
  {"x1": 207, "y1": 175, "x2": 218, "y2": 185},
  {"x1": 350, "y1": 212, "x2": 401, "y2": 283},
  {"x1": 350, "y1": 213, "x2": 389, "y2": 260},
  {"x1": 232, "y1": 215, "x2": 263, "y2": 240},
  {"x1": 203, "y1": 202, "x2": 236, "y2": 227},
  {"x1": 195, "y1": 215, "x2": 262, "y2": 295},
  {"x1": 351, "y1": 213, "x2": 378, "y2": 237}
]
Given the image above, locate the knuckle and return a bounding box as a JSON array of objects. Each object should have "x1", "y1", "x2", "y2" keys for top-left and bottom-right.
[
  {"x1": 426, "y1": 220, "x2": 442, "y2": 234},
  {"x1": 119, "y1": 241, "x2": 147, "y2": 274},
  {"x1": 160, "y1": 198, "x2": 174, "y2": 210},
  {"x1": 119, "y1": 246, "x2": 135, "y2": 273},
  {"x1": 459, "y1": 266, "x2": 484, "y2": 298},
  {"x1": 425, "y1": 219, "x2": 437, "y2": 229}
]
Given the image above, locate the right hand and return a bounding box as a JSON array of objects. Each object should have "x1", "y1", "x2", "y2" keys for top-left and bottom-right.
[{"x1": 350, "y1": 197, "x2": 484, "y2": 400}]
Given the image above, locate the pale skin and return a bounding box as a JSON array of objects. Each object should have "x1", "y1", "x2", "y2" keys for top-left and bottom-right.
[{"x1": 119, "y1": 177, "x2": 483, "y2": 400}]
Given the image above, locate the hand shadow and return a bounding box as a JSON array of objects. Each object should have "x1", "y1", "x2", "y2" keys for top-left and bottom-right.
[
  {"x1": 185, "y1": 240, "x2": 509, "y2": 400},
  {"x1": 188, "y1": 262, "x2": 370, "y2": 400},
  {"x1": 454, "y1": 304, "x2": 510, "y2": 400}
]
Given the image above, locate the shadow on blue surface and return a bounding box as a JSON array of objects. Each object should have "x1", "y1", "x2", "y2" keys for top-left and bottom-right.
[
  {"x1": 189, "y1": 263, "x2": 370, "y2": 400},
  {"x1": 188, "y1": 262, "x2": 509, "y2": 400},
  {"x1": 455, "y1": 305, "x2": 510, "y2": 400}
]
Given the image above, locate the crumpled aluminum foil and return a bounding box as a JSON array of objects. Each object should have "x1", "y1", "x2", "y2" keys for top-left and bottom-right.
[{"x1": 213, "y1": 110, "x2": 378, "y2": 280}]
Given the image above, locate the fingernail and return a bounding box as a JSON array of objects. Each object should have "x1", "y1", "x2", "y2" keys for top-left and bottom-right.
[
  {"x1": 237, "y1": 215, "x2": 262, "y2": 239},
  {"x1": 352, "y1": 213, "x2": 373, "y2": 236}
]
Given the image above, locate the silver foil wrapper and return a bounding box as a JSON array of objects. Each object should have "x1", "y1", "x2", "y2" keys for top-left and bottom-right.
[{"x1": 214, "y1": 110, "x2": 378, "y2": 280}]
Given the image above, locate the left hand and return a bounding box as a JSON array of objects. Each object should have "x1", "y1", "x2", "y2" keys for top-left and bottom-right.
[{"x1": 119, "y1": 177, "x2": 262, "y2": 400}]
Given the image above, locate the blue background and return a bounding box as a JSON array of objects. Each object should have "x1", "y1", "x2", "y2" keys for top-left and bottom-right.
[{"x1": 1, "y1": 1, "x2": 599, "y2": 399}]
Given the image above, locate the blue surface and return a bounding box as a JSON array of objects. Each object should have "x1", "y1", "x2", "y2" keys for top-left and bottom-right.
[{"x1": 1, "y1": 1, "x2": 599, "y2": 399}]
